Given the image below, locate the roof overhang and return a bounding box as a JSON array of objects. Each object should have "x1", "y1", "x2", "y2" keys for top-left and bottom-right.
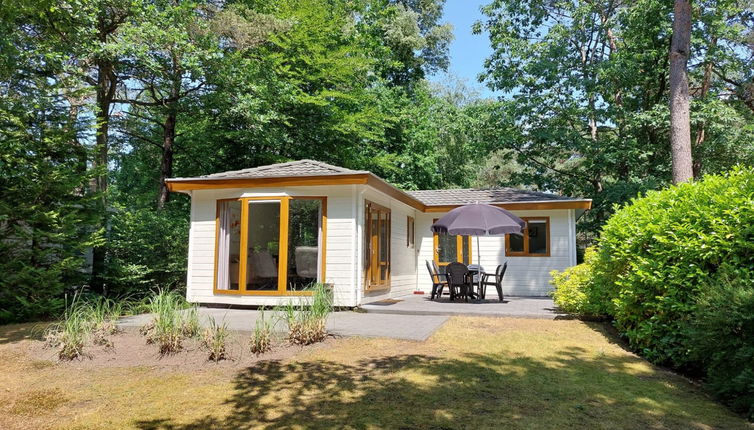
[
  {"x1": 166, "y1": 175, "x2": 592, "y2": 212},
  {"x1": 423, "y1": 200, "x2": 592, "y2": 212}
]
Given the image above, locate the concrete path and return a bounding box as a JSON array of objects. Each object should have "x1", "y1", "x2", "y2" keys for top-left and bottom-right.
[
  {"x1": 119, "y1": 308, "x2": 448, "y2": 341},
  {"x1": 361, "y1": 294, "x2": 566, "y2": 319}
]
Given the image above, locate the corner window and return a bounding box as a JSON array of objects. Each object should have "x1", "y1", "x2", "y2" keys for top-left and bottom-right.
[
  {"x1": 506, "y1": 217, "x2": 550, "y2": 257},
  {"x1": 214, "y1": 196, "x2": 326, "y2": 295}
]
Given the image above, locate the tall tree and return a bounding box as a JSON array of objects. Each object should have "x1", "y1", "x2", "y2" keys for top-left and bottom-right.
[
  {"x1": 476, "y1": 0, "x2": 754, "y2": 237},
  {"x1": 669, "y1": 0, "x2": 694, "y2": 184}
]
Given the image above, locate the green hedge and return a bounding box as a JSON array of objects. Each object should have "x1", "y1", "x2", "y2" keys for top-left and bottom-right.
[{"x1": 551, "y1": 167, "x2": 754, "y2": 419}]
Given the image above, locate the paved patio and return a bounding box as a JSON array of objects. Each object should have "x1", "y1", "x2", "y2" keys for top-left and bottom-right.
[
  {"x1": 118, "y1": 308, "x2": 448, "y2": 341},
  {"x1": 118, "y1": 295, "x2": 564, "y2": 342},
  {"x1": 361, "y1": 294, "x2": 565, "y2": 319}
]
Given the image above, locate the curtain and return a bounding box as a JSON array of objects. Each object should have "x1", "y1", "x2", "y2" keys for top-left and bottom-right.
[{"x1": 216, "y1": 201, "x2": 231, "y2": 290}]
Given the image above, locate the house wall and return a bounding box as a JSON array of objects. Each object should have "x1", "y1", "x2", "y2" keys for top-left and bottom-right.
[
  {"x1": 358, "y1": 186, "x2": 420, "y2": 304},
  {"x1": 185, "y1": 185, "x2": 360, "y2": 307},
  {"x1": 415, "y1": 209, "x2": 576, "y2": 297}
]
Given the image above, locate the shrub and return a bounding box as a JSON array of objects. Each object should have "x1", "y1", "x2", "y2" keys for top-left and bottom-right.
[
  {"x1": 592, "y1": 167, "x2": 754, "y2": 368},
  {"x1": 104, "y1": 206, "x2": 189, "y2": 297},
  {"x1": 278, "y1": 283, "x2": 333, "y2": 345},
  {"x1": 43, "y1": 293, "x2": 127, "y2": 360},
  {"x1": 141, "y1": 289, "x2": 196, "y2": 354},
  {"x1": 201, "y1": 317, "x2": 230, "y2": 362},
  {"x1": 85, "y1": 296, "x2": 123, "y2": 346},
  {"x1": 689, "y1": 272, "x2": 754, "y2": 420},
  {"x1": 45, "y1": 304, "x2": 89, "y2": 361},
  {"x1": 550, "y1": 247, "x2": 605, "y2": 316},
  {"x1": 250, "y1": 309, "x2": 273, "y2": 355}
]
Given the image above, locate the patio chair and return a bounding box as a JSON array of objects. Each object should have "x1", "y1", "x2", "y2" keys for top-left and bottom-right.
[
  {"x1": 445, "y1": 262, "x2": 472, "y2": 302},
  {"x1": 480, "y1": 263, "x2": 508, "y2": 302},
  {"x1": 426, "y1": 260, "x2": 448, "y2": 300}
]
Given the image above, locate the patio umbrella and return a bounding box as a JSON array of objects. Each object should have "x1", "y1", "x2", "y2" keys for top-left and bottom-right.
[{"x1": 431, "y1": 203, "x2": 525, "y2": 297}]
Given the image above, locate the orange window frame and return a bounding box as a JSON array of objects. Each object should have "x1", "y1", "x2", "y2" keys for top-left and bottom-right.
[
  {"x1": 505, "y1": 216, "x2": 550, "y2": 257},
  {"x1": 213, "y1": 196, "x2": 327, "y2": 296},
  {"x1": 432, "y1": 218, "x2": 472, "y2": 267}
]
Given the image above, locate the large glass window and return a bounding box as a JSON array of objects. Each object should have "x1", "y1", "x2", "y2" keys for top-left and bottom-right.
[
  {"x1": 246, "y1": 201, "x2": 281, "y2": 292},
  {"x1": 505, "y1": 217, "x2": 550, "y2": 257},
  {"x1": 214, "y1": 197, "x2": 326, "y2": 295},
  {"x1": 287, "y1": 199, "x2": 323, "y2": 291}
]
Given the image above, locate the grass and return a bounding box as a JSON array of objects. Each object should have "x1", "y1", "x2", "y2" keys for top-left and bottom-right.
[
  {"x1": 2, "y1": 317, "x2": 752, "y2": 429},
  {"x1": 140, "y1": 289, "x2": 198, "y2": 354},
  {"x1": 278, "y1": 282, "x2": 333, "y2": 345},
  {"x1": 201, "y1": 317, "x2": 230, "y2": 362},
  {"x1": 43, "y1": 294, "x2": 125, "y2": 359},
  {"x1": 249, "y1": 308, "x2": 273, "y2": 355}
]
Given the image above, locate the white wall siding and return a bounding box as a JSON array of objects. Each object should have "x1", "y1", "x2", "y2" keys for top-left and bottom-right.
[
  {"x1": 415, "y1": 209, "x2": 576, "y2": 297},
  {"x1": 185, "y1": 185, "x2": 359, "y2": 307}
]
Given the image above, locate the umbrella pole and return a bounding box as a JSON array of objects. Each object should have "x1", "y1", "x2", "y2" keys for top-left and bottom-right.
[{"x1": 476, "y1": 236, "x2": 481, "y2": 297}]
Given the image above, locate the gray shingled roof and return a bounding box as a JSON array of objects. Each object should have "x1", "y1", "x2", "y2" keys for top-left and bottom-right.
[
  {"x1": 407, "y1": 188, "x2": 579, "y2": 205},
  {"x1": 169, "y1": 160, "x2": 588, "y2": 206},
  {"x1": 170, "y1": 159, "x2": 368, "y2": 181}
]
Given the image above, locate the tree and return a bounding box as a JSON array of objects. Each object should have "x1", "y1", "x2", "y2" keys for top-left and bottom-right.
[
  {"x1": 669, "y1": 0, "x2": 694, "y2": 184},
  {"x1": 0, "y1": 1, "x2": 97, "y2": 321},
  {"x1": 476, "y1": 0, "x2": 754, "y2": 237},
  {"x1": 113, "y1": 1, "x2": 285, "y2": 208}
]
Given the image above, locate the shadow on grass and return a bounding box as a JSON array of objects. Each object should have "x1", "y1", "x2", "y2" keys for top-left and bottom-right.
[
  {"x1": 0, "y1": 322, "x2": 46, "y2": 345},
  {"x1": 135, "y1": 344, "x2": 744, "y2": 430}
]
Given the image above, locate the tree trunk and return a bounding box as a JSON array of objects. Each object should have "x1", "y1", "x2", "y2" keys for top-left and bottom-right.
[
  {"x1": 90, "y1": 61, "x2": 116, "y2": 292},
  {"x1": 158, "y1": 109, "x2": 176, "y2": 209},
  {"x1": 669, "y1": 0, "x2": 694, "y2": 184},
  {"x1": 157, "y1": 56, "x2": 181, "y2": 210},
  {"x1": 692, "y1": 37, "x2": 716, "y2": 178}
]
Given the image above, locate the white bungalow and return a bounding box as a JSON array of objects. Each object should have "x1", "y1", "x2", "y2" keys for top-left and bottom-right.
[{"x1": 166, "y1": 160, "x2": 591, "y2": 307}]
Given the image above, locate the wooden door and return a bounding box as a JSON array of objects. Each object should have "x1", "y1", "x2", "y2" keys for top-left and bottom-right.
[{"x1": 364, "y1": 201, "x2": 390, "y2": 291}]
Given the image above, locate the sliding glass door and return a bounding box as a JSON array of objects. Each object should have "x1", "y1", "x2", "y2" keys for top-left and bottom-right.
[{"x1": 214, "y1": 197, "x2": 326, "y2": 295}]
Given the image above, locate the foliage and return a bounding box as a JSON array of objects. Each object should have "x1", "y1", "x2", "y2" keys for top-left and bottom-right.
[
  {"x1": 278, "y1": 283, "x2": 333, "y2": 345},
  {"x1": 550, "y1": 247, "x2": 602, "y2": 317},
  {"x1": 556, "y1": 168, "x2": 754, "y2": 418},
  {"x1": 0, "y1": 1, "x2": 98, "y2": 323},
  {"x1": 476, "y1": 0, "x2": 754, "y2": 237},
  {"x1": 201, "y1": 317, "x2": 230, "y2": 362},
  {"x1": 44, "y1": 293, "x2": 125, "y2": 360},
  {"x1": 250, "y1": 308, "x2": 273, "y2": 355},
  {"x1": 593, "y1": 167, "x2": 754, "y2": 368},
  {"x1": 140, "y1": 289, "x2": 197, "y2": 354},
  {"x1": 690, "y1": 273, "x2": 754, "y2": 420},
  {"x1": 103, "y1": 204, "x2": 189, "y2": 297}
]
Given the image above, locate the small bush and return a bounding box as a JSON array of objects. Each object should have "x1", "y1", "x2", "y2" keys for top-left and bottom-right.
[
  {"x1": 201, "y1": 317, "x2": 230, "y2": 362},
  {"x1": 47, "y1": 305, "x2": 89, "y2": 360},
  {"x1": 141, "y1": 289, "x2": 196, "y2": 354},
  {"x1": 278, "y1": 283, "x2": 333, "y2": 345},
  {"x1": 689, "y1": 273, "x2": 754, "y2": 420},
  {"x1": 85, "y1": 297, "x2": 123, "y2": 346},
  {"x1": 250, "y1": 308, "x2": 273, "y2": 355},
  {"x1": 550, "y1": 247, "x2": 604, "y2": 317}
]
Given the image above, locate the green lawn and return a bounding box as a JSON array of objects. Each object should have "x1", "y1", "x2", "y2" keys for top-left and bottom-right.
[{"x1": 1, "y1": 317, "x2": 750, "y2": 429}]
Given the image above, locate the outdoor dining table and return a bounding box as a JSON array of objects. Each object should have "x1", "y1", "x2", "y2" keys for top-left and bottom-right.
[
  {"x1": 467, "y1": 265, "x2": 485, "y2": 299},
  {"x1": 440, "y1": 264, "x2": 485, "y2": 300}
]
